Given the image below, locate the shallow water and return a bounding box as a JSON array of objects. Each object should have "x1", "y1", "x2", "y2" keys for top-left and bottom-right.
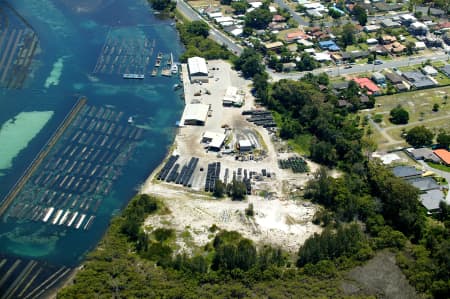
[{"x1": 0, "y1": 0, "x2": 184, "y2": 266}]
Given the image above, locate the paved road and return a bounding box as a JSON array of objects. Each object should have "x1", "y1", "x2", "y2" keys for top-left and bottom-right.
[
  {"x1": 273, "y1": 0, "x2": 308, "y2": 26},
  {"x1": 176, "y1": 0, "x2": 243, "y2": 56},
  {"x1": 269, "y1": 52, "x2": 450, "y2": 81}
]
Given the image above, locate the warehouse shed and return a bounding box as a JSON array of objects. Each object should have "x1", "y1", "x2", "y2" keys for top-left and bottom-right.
[
  {"x1": 181, "y1": 104, "x2": 209, "y2": 126},
  {"x1": 187, "y1": 57, "x2": 209, "y2": 83}
]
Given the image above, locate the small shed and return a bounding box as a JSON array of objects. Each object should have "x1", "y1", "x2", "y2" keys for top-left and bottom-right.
[{"x1": 238, "y1": 139, "x2": 253, "y2": 152}]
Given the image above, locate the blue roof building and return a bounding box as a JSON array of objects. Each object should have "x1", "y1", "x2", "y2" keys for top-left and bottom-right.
[{"x1": 318, "y1": 40, "x2": 340, "y2": 51}]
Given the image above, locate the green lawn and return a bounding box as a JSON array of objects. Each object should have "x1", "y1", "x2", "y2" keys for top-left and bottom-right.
[
  {"x1": 426, "y1": 162, "x2": 450, "y2": 173},
  {"x1": 435, "y1": 72, "x2": 450, "y2": 86},
  {"x1": 360, "y1": 86, "x2": 450, "y2": 150},
  {"x1": 288, "y1": 133, "x2": 312, "y2": 155}
]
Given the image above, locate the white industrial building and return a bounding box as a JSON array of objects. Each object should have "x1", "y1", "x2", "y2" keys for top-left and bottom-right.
[
  {"x1": 180, "y1": 103, "x2": 209, "y2": 126},
  {"x1": 222, "y1": 86, "x2": 244, "y2": 107},
  {"x1": 238, "y1": 139, "x2": 253, "y2": 152},
  {"x1": 202, "y1": 131, "x2": 227, "y2": 151},
  {"x1": 187, "y1": 57, "x2": 209, "y2": 83}
]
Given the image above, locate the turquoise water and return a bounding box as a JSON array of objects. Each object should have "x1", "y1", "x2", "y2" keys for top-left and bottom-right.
[
  {"x1": 0, "y1": 0, "x2": 184, "y2": 266},
  {"x1": 0, "y1": 111, "x2": 53, "y2": 176}
]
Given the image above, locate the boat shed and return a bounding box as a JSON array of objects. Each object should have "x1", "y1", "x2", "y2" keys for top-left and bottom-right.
[
  {"x1": 181, "y1": 103, "x2": 209, "y2": 126},
  {"x1": 187, "y1": 57, "x2": 209, "y2": 83}
]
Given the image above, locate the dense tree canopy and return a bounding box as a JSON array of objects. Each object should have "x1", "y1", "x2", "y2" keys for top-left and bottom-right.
[
  {"x1": 245, "y1": 7, "x2": 272, "y2": 29},
  {"x1": 405, "y1": 126, "x2": 434, "y2": 147},
  {"x1": 390, "y1": 105, "x2": 409, "y2": 124},
  {"x1": 437, "y1": 130, "x2": 450, "y2": 149},
  {"x1": 234, "y1": 48, "x2": 265, "y2": 78},
  {"x1": 352, "y1": 5, "x2": 367, "y2": 25}
]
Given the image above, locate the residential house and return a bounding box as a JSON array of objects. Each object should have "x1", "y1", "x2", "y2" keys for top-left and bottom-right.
[
  {"x1": 367, "y1": 38, "x2": 378, "y2": 45},
  {"x1": 285, "y1": 30, "x2": 309, "y2": 43},
  {"x1": 425, "y1": 37, "x2": 442, "y2": 48},
  {"x1": 406, "y1": 177, "x2": 441, "y2": 192},
  {"x1": 264, "y1": 41, "x2": 284, "y2": 51},
  {"x1": 381, "y1": 35, "x2": 397, "y2": 45},
  {"x1": 434, "y1": 149, "x2": 450, "y2": 166},
  {"x1": 406, "y1": 148, "x2": 441, "y2": 164},
  {"x1": 364, "y1": 25, "x2": 381, "y2": 33},
  {"x1": 341, "y1": 50, "x2": 369, "y2": 61},
  {"x1": 415, "y1": 41, "x2": 427, "y2": 50},
  {"x1": 385, "y1": 72, "x2": 404, "y2": 84},
  {"x1": 374, "y1": 3, "x2": 403, "y2": 12},
  {"x1": 410, "y1": 22, "x2": 428, "y2": 36},
  {"x1": 420, "y1": 189, "x2": 448, "y2": 213},
  {"x1": 422, "y1": 65, "x2": 438, "y2": 77},
  {"x1": 313, "y1": 52, "x2": 332, "y2": 62},
  {"x1": 440, "y1": 65, "x2": 450, "y2": 78},
  {"x1": 399, "y1": 14, "x2": 417, "y2": 26},
  {"x1": 371, "y1": 72, "x2": 386, "y2": 84},
  {"x1": 353, "y1": 77, "x2": 381, "y2": 95},
  {"x1": 318, "y1": 40, "x2": 340, "y2": 51},
  {"x1": 392, "y1": 165, "x2": 422, "y2": 178},
  {"x1": 402, "y1": 71, "x2": 437, "y2": 89},
  {"x1": 381, "y1": 19, "x2": 401, "y2": 28},
  {"x1": 272, "y1": 15, "x2": 286, "y2": 22}
]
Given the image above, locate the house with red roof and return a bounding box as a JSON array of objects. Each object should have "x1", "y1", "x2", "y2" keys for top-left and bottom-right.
[
  {"x1": 353, "y1": 78, "x2": 381, "y2": 95},
  {"x1": 285, "y1": 30, "x2": 309, "y2": 43},
  {"x1": 433, "y1": 149, "x2": 450, "y2": 166}
]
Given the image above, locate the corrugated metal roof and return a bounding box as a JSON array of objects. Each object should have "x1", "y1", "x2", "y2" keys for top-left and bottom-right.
[{"x1": 188, "y1": 57, "x2": 208, "y2": 76}]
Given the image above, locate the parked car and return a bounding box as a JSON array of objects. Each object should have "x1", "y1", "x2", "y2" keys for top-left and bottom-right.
[{"x1": 374, "y1": 60, "x2": 383, "y2": 65}]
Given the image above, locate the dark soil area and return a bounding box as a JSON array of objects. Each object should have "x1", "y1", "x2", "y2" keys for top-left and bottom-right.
[{"x1": 342, "y1": 250, "x2": 420, "y2": 299}]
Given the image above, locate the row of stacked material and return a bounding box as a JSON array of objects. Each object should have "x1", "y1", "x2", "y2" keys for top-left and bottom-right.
[
  {"x1": 157, "y1": 155, "x2": 179, "y2": 181},
  {"x1": 175, "y1": 157, "x2": 199, "y2": 187},
  {"x1": 243, "y1": 110, "x2": 276, "y2": 128},
  {"x1": 278, "y1": 157, "x2": 309, "y2": 173},
  {"x1": 205, "y1": 162, "x2": 221, "y2": 192}
]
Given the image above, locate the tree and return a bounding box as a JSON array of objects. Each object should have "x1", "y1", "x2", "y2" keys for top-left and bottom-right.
[
  {"x1": 245, "y1": 7, "x2": 272, "y2": 29},
  {"x1": 341, "y1": 23, "x2": 356, "y2": 48},
  {"x1": 245, "y1": 203, "x2": 254, "y2": 217},
  {"x1": 437, "y1": 131, "x2": 450, "y2": 149},
  {"x1": 390, "y1": 105, "x2": 409, "y2": 124},
  {"x1": 406, "y1": 42, "x2": 415, "y2": 56},
  {"x1": 148, "y1": 0, "x2": 176, "y2": 11},
  {"x1": 213, "y1": 180, "x2": 226, "y2": 197},
  {"x1": 231, "y1": 1, "x2": 249, "y2": 15},
  {"x1": 186, "y1": 21, "x2": 209, "y2": 38},
  {"x1": 405, "y1": 126, "x2": 434, "y2": 147},
  {"x1": 432, "y1": 103, "x2": 439, "y2": 112},
  {"x1": 352, "y1": 5, "x2": 367, "y2": 26},
  {"x1": 229, "y1": 179, "x2": 247, "y2": 200},
  {"x1": 220, "y1": 0, "x2": 232, "y2": 4},
  {"x1": 234, "y1": 48, "x2": 264, "y2": 78}
]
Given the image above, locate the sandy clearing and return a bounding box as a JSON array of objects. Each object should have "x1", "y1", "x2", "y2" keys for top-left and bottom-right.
[{"x1": 144, "y1": 184, "x2": 321, "y2": 254}]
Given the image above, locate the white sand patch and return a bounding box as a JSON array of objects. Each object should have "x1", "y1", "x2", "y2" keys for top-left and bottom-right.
[
  {"x1": 144, "y1": 185, "x2": 321, "y2": 254},
  {"x1": 44, "y1": 57, "x2": 65, "y2": 88},
  {"x1": 0, "y1": 111, "x2": 53, "y2": 174}
]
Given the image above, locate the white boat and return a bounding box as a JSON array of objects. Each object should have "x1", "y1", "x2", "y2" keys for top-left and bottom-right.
[
  {"x1": 128, "y1": 116, "x2": 134, "y2": 124},
  {"x1": 171, "y1": 64, "x2": 178, "y2": 74}
]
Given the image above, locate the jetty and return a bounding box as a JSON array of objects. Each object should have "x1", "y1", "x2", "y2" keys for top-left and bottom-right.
[{"x1": 0, "y1": 97, "x2": 87, "y2": 217}]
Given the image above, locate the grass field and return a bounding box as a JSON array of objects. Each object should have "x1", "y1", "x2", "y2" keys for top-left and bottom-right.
[
  {"x1": 360, "y1": 86, "x2": 450, "y2": 150},
  {"x1": 427, "y1": 161, "x2": 450, "y2": 173}
]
